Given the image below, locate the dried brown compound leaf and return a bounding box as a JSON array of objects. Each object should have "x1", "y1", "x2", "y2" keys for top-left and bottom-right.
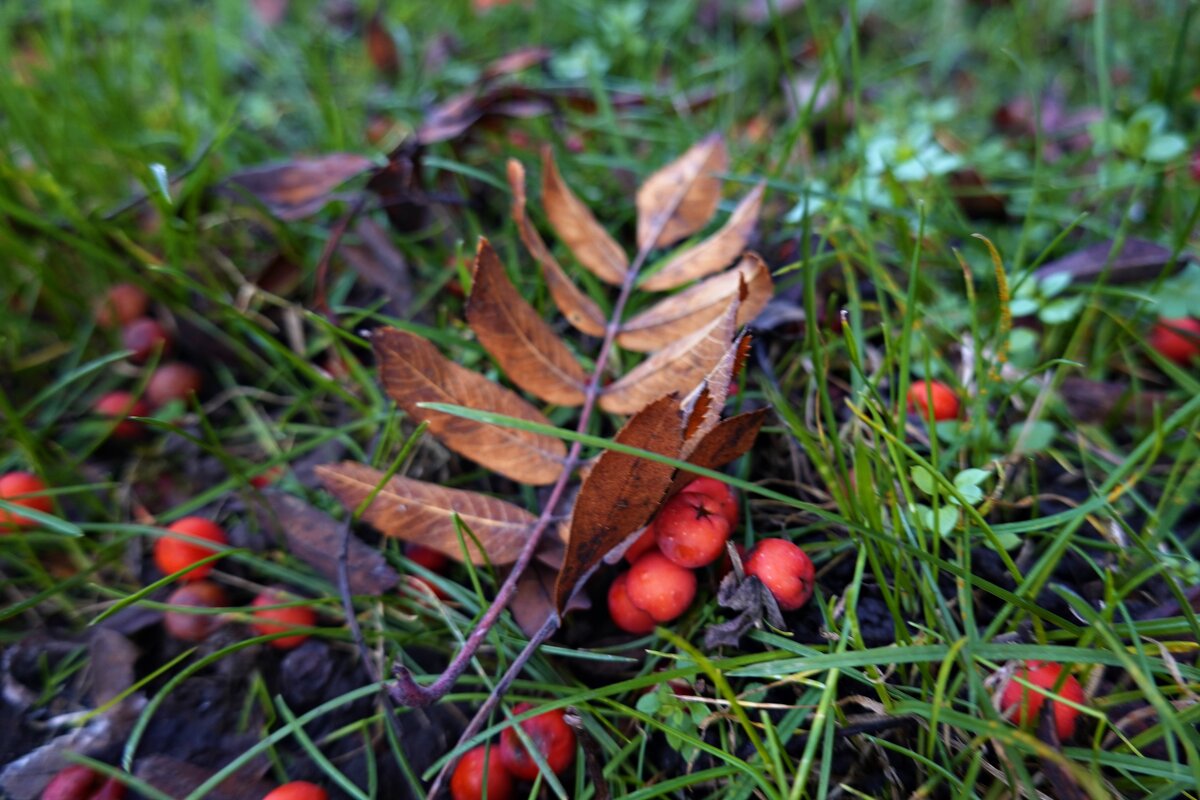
[
  {"x1": 618, "y1": 253, "x2": 772, "y2": 352},
  {"x1": 681, "y1": 332, "x2": 752, "y2": 455},
  {"x1": 316, "y1": 462, "x2": 536, "y2": 565},
  {"x1": 466, "y1": 239, "x2": 587, "y2": 406},
  {"x1": 600, "y1": 294, "x2": 739, "y2": 415},
  {"x1": 225, "y1": 154, "x2": 374, "y2": 220},
  {"x1": 542, "y1": 148, "x2": 629, "y2": 286},
  {"x1": 373, "y1": 326, "x2": 566, "y2": 485},
  {"x1": 640, "y1": 182, "x2": 764, "y2": 291},
  {"x1": 554, "y1": 395, "x2": 684, "y2": 610},
  {"x1": 507, "y1": 159, "x2": 607, "y2": 337},
  {"x1": 667, "y1": 408, "x2": 768, "y2": 497},
  {"x1": 636, "y1": 134, "x2": 728, "y2": 251}
]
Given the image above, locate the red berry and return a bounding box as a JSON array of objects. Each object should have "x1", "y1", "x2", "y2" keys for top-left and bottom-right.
[
  {"x1": 623, "y1": 527, "x2": 657, "y2": 563},
  {"x1": 654, "y1": 492, "x2": 731, "y2": 568},
  {"x1": 1149, "y1": 317, "x2": 1200, "y2": 365},
  {"x1": 163, "y1": 581, "x2": 228, "y2": 642},
  {"x1": 40, "y1": 764, "x2": 100, "y2": 800},
  {"x1": 249, "y1": 466, "x2": 284, "y2": 489},
  {"x1": 93, "y1": 392, "x2": 150, "y2": 440},
  {"x1": 405, "y1": 543, "x2": 450, "y2": 573},
  {"x1": 121, "y1": 317, "x2": 171, "y2": 363},
  {"x1": 744, "y1": 539, "x2": 814, "y2": 611},
  {"x1": 250, "y1": 590, "x2": 316, "y2": 649},
  {"x1": 153, "y1": 517, "x2": 228, "y2": 581},
  {"x1": 907, "y1": 380, "x2": 959, "y2": 421},
  {"x1": 625, "y1": 551, "x2": 697, "y2": 623},
  {"x1": 89, "y1": 779, "x2": 125, "y2": 800},
  {"x1": 499, "y1": 703, "x2": 576, "y2": 781},
  {"x1": 607, "y1": 572, "x2": 657, "y2": 635},
  {"x1": 681, "y1": 477, "x2": 739, "y2": 528},
  {"x1": 96, "y1": 283, "x2": 149, "y2": 328},
  {"x1": 0, "y1": 471, "x2": 52, "y2": 531},
  {"x1": 263, "y1": 781, "x2": 329, "y2": 800},
  {"x1": 998, "y1": 660, "x2": 1085, "y2": 741},
  {"x1": 450, "y1": 745, "x2": 513, "y2": 800},
  {"x1": 145, "y1": 362, "x2": 202, "y2": 408}
]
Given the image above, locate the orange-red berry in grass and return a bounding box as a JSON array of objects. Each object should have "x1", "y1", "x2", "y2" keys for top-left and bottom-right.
[
  {"x1": 0, "y1": 471, "x2": 52, "y2": 530},
  {"x1": 163, "y1": 581, "x2": 228, "y2": 642},
  {"x1": 499, "y1": 704, "x2": 576, "y2": 780},
  {"x1": 405, "y1": 543, "x2": 450, "y2": 573},
  {"x1": 607, "y1": 572, "x2": 657, "y2": 635},
  {"x1": 96, "y1": 283, "x2": 148, "y2": 328},
  {"x1": 654, "y1": 492, "x2": 731, "y2": 569},
  {"x1": 906, "y1": 379, "x2": 959, "y2": 422},
  {"x1": 626, "y1": 552, "x2": 696, "y2": 623},
  {"x1": 121, "y1": 317, "x2": 171, "y2": 363},
  {"x1": 262, "y1": 781, "x2": 329, "y2": 800},
  {"x1": 39, "y1": 765, "x2": 124, "y2": 800},
  {"x1": 450, "y1": 746, "x2": 513, "y2": 800},
  {"x1": 744, "y1": 539, "x2": 814, "y2": 611},
  {"x1": 93, "y1": 392, "x2": 150, "y2": 440},
  {"x1": 680, "y1": 476, "x2": 739, "y2": 528},
  {"x1": 1149, "y1": 317, "x2": 1200, "y2": 365},
  {"x1": 145, "y1": 362, "x2": 202, "y2": 408},
  {"x1": 998, "y1": 660, "x2": 1085, "y2": 741},
  {"x1": 250, "y1": 590, "x2": 316, "y2": 650},
  {"x1": 153, "y1": 517, "x2": 228, "y2": 581}
]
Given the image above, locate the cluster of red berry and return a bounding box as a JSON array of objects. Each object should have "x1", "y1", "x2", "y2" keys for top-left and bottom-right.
[
  {"x1": 608, "y1": 477, "x2": 816, "y2": 633},
  {"x1": 39, "y1": 766, "x2": 329, "y2": 800},
  {"x1": 451, "y1": 705, "x2": 576, "y2": 800},
  {"x1": 92, "y1": 283, "x2": 203, "y2": 439}
]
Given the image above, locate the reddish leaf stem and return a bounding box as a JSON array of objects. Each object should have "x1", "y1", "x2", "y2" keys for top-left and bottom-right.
[{"x1": 389, "y1": 155, "x2": 705, "y2": 709}]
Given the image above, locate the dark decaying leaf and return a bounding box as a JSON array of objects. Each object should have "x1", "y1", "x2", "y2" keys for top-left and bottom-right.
[
  {"x1": 541, "y1": 149, "x2": 629, "y2": 286},
  {"x1": 1033, "y1": 238, "x2": 1180, "y2": 285},
  {"x1": 510, "y1": 562, "x2": 592, "y2": 637},
  {"x1": 340, "y1": 218, "x2": 412, "y2": 313},
  {"x1": 224, "y1": 154, "x2": 374, "y2": 220},
  {"x1": 639, "y1": 182, "x2": 764, "y2": 292},
  {"x1": 669, "y1": 408, "x2": 768, "y2": 495},
  {"x1": 481, "y1": 46, "x2": 552, "y2": 80},
  {"x1": 316, "y1": 462, "x2": 536, "y2": 565},
  {"x1": 704, "y1": 572, "x2": 785, "y2": 648},
  {"x1": 618, "y1": 253, "x2": 772, "y2": 352},
  {"x1": 373, "y1": 327, "x2": 566, "y2": 485},
  {"x1": 636, "y1": 134, "x2": 728, "y2": 250},
  {"x1": 365, "y1": 142, "x2": 429, "y2": 236},
  {"x1": 135, "y1": 755, "x2": 274, "y2": 800},
  {"x1": 259, "y1": 492, "x2": 399, "y2": 594},
  {"x1": 1060, "y1": 376, "x2": 1176, "y2": 425},
  {"x1": 947, "y1": 169, "x2": 1008, "y2": 221},
  {"x1": 507, "y1": 159, "x2": 607, "y2": 337},
  {"x1": 554, "y1": 396, "x2": 684, "y2": 611},
  {"x1": 466, "y1": 239, "x2": 587, "y2": 406},
  {"x1": 418, "y1": 85, "x2": 555, "y2": 144},
  {"x1": 600, "y1": 294, "x2": 739, "y2": 415},
  {"x1": 365, "y1": 11, "x2": 399, "y2": 77}
]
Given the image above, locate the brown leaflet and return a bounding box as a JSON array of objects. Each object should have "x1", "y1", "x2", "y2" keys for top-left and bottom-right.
[
  {"x1": 640, "y1": 182, "x2": 764, "y2": 291},
  {"x1": 224, "y1": 154, "x2": 374, "y2": 220},
  {"x1": 373, "y1": 327, "x2": 566, "y2": 485},
  {"x1": 1033, "y1": 238, "x2": 1178, "y2": 285},
  {"x1": 365, "y1": 12, "x2": 399, "y2": 77},
  {"x1": 554, "y1": 396, "x2": 684, "y2": 611},
  {"x1": 466, "y1": 238, "x2": 587, "y2": 406},
  {"x1": 541, "y1": 149, "x2": 629, "y2": 286},
  {"x1": 507, "y1": 159, "x2": 607, "y2": 337},
  {"x1": 599, "y1": 294, "x2": 739, "y2": 415},
  {"x1": 681, "y1": 331, "x2": 751, "y2": 455},
  {"x1": 510, "y1": 562, "x2": 592, "y2": 637},
  {"x1": 260, "y1": 492, "x2": 399, "y2": 595},
  {"x1": 636, "y1": 134, "x2": 729, "y2": 251},
  {"x1": 315, "y1": 462, "x2": 537, "y2": 565},
  {"x1": 618, "y1": 253, "x2": 772, "y2": 352},
  {"x1": 667, "y1": 408, "x2": 768, "y2": 497}
]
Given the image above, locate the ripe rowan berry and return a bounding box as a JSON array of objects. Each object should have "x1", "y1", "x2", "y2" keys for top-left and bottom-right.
[
  {"x1": 626, "y1": 551, "x2": 697, "y2": 623},
  {"x1": 1149, "y1": 317, "x2": 1200, "y2": 365},
  {"x1": 744, "y1": 538, "x2": 814, "y2": 611},
  {"x1": 906, "y1": 380, "x2": 959, "y2": 422},
  {"x1": 499, "y1": 703, "x2": 576, "y2": 781},
  {"x1": 655, "y1": 491, "x2": 731, "y2": 568},
  {"x1": 250, "y1": 589, "x2": 316, "y2": 649},
  {"x1": 153, "y1": 517, "x2": 228, "y2": 581},
  {"x1": 607, "y1": 572, "x2": 657, "y2": 635},
  {"x1": 0, "y1": 471, "x2": 52, "y2": 531},
  {"x1": 450, "y1": 745, "x2": 513, "y2": 800},
  {"x1": 998, "y1": 660, "x2": 1085, "y2": 740}
]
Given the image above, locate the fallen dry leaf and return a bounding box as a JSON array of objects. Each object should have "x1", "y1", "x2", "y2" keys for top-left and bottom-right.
[
  {"x1": 481, "y1": 46, "x2": 552, "y2": 80},
  {"x1": 600, "y1": 294, "x2": 740, "y2": 415},
  {"x1": 508, "y1": 159, "x2": 607, "y2": 337},
  {"x1": 554, "y1": 395, "x2": 684, "y2": 610},
  {"x1": 365, "y1": 11, "x2": 399, "y2": 77},
  {"x1": 510, "y1": 562, "x2": 591, "y2": 637},
  {"x1": 542, "y1": 148, "x2": 629, "y2": 286},
  {"x1": 225, "y1": 154, "x2": 374, "y2": 220},
  {"x1": 316, "y1": 461, "x2": 537, "y2": 565},
  {"x1": 640, "y1": 182, "x2": 764, "y2": 291},
  {"x1": 466, "y1": 239, "x2": 587, "y2": 406},
  {"x1": 373, "y1": 327, "x2": 566, "y2": 485},
  {"x1": 667, "y1": 408, "x2": 767, "y2": 497},
  {"x1": 135, "y1": 755, "x2": 274, "y2": 800},
  {"x1": 1033, "y1": 238, "x2": 1179, "y2": 285},
  {"x1": 636, "y1": 134, "x2": 728, "y2": 250},
  {"x1": 618, "y1": 253, "x2": 772, "y2": 352},
  {"x1": 681, "y1": 332, "x2": 753, "y2": 454},
  {"x1": 260, "y1": 492, "x2": 399, "y2": 594}
]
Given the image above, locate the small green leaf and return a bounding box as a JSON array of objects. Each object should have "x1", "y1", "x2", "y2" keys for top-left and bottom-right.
[
  {"x1": 636, "y1": 691, "x2": 662, "y2": 715},
  {"x1": 954, "y1": 469, "x2": 991, "y2": 489},
  {"x1": 911, "y1": 466, "x2": 936, "y2": 495},
  {"x1": 1040, "y1": 272, "x2": 1072, "y2": 298},
  {"x1": 1008, "y1": 420, "x2": 1057, "y2": 454},
  {"x1": 995, "y1": 532, "x2": 1022, "y2": 551},
  {"x1": 1039, "y1": 296, "x2": 1084, "y2": 325},
  {"x1": 1144, "y1": 133, "x2": 1187, "y2": 163},
  {"x1": 935, "y1": 506, "x2": 959, "y2": 537}
]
